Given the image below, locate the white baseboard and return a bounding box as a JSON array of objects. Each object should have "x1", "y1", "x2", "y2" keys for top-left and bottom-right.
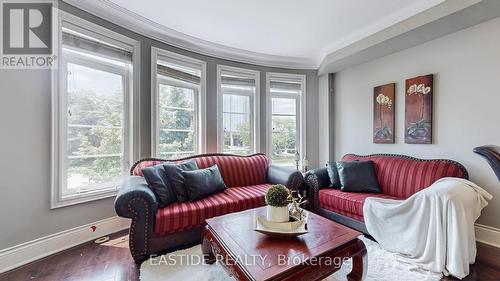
[
  {"x1": 0, "y1": 216, "x2": 130, "y2": 274},
  {"x1": 475, "y1": 223, "x2": 500, "y2": 248}
]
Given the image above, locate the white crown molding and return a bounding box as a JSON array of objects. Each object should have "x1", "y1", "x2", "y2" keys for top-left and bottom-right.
[
  {"x1": 0, "y1": 216, "x2": 129, "y2": 274},
  {"x1": 62, "y1": 0, "x2": 316, "y2": 70},
  {"x1": 62, "y1": 0, "x2": 486, "y2": 72}
]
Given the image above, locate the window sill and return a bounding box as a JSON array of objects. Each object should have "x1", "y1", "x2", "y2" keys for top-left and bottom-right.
[{"x1": 51, "y1": 189, "x2": 119, "y2": 209}]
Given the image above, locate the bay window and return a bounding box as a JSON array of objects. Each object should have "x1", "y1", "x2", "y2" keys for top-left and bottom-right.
[
  {"x1": 266, "y1": 73, "x2": 306, "y2": 167},
  {"x1": 217, "y1": 65, "x2": 260, "y2": 155},
  {"x1": 152, "y1": 48, "x2": 206, "y2": 159}
]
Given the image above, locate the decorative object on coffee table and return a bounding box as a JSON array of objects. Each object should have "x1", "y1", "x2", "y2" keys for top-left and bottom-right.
[
  {"x1": 254, "y1": 214, "x2": 308, "y2": 237},
  {"x1": 265, "y1": 184, "x2": 291, "y2": 222},
  {"x1": 257, "y1": 191, "x2": 309, "y2": 237},
  {"x1": 373, "y1": 83, "x2": 395, "y2": 143},
  {"x1": 405, "y1": 74, "x2": 433, "y2": 144},
  {"x1": 289, "y1": 190, "x2": 307, "y2": 220},
  {"x1": 202, "y1": 207, "x2": 367, "y2": 281}
]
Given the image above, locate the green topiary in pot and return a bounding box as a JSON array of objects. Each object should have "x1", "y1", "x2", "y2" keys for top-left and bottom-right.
[
  {"x1": 265, "y1": 184, "x2": 292, "y2": 222},
  {"x1": 265, "y1": 184, "x2": 291, "y2": 207}
]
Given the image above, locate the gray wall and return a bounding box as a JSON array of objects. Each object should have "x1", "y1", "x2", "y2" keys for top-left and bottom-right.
[
  {"x1": 329, "y1": 17, "x2": 500, "y2": 228},
  {"x1": 0, "y1": 2, "x2": 319, "y2": 249},
  {"x1": 318, "y1": 74, "x2": 335, "y2": 165},
  {"x1": 318, "y1": 75, "x2": 329, "y2": 165}
]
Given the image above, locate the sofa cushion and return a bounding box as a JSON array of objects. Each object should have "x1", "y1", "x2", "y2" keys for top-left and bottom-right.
[
  {"x1": 342, "y1": 154, "x2": 468, "y2": 198},
  {"x1": 141, "y1": 164, "x2": 177, "y2": 208},
  {"x1": 319, "y1": 189, "x2": 399, "y2": 221},
  {"x1": 337, "y1": 161, "x2": 380, "y2": 193},
  {"x1": 183, "y1": 165, "x2": 227, "y2": 202},
  {"x1": 154, "y1": 192, "x2": 239, "y2": 235},
  {"x1": 131, "y1": 154, "x2": 270, "y2": 188},
  {"x1": 326, "y1": 161, "x2": 341, "y2": 188},
  {"x1": 163, "y1": 160, "x2": 198, "y2": 203},
  {"x1": 224, "y1": 184, "x2": 271, "y2": 210},
  {"x1": 133, "y1": 160, "x2": 166, "y2": 177},
  {"x1": 195, "y1": 155, "x2": 269, "y2": 188}
]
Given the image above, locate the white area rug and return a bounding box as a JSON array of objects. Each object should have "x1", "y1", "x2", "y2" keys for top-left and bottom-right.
[{"x1": 140, "y1": 236, "x2": 442, "y2": 281}]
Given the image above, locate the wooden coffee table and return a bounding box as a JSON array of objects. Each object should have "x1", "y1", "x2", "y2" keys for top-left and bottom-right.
[{"x1": 202, "y1": 207, "x2": 367, "y2": 281}]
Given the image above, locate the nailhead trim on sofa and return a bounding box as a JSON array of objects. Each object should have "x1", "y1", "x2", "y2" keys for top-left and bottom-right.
[{"x1": 127, "y1": 197, "x2": 150, "y2": 262}]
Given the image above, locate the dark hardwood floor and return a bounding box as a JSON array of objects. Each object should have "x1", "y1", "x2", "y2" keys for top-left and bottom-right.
[
  {"x1": 1, "y1": 230, "x2": 499, "y2": 281},
  {"x1": 0, "y1": 231, "x2": 138, "y2": 281}
]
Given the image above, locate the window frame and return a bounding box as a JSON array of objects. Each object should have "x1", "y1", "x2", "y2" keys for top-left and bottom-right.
[
  {"x1": 51, "y1": 12, "x2": 140, "y2": 209},
  {"x1": 156, "y1": 76, "x2": 200, "y2": 158},
  {"x1": 151, "y1": 47, "x2": 207, "y2": 158},
  {"x1": 217, "y1": 65, "x2": 260, "y2": 154},
  {"x1": 266, "y1": 72, "x2": 307, "y2": 167}
]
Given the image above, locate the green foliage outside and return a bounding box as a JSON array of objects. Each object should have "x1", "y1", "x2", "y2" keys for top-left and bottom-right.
[
  {"x1": 224, "y1": 122, "x2": 251, "y2": 155},
  {"x1": 67, "y1": 89, "x2": 123, "y2": 186},
  {"x1": 67, "y1": 82, "x2": 298, "y2": 186},
  {"x1": 271, "y1": 117, "x2": 297, "y2": 165},
  {"x1": 68, "y1": 83, "x2": 197, "y2": 188},
  {"x1": 158, "y1": 85, "x2": 195, "y2": 159}
]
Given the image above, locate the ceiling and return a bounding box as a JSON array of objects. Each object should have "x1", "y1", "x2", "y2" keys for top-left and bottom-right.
[
  {"x1": 107, "y1": 0, "x2": 443, "y2": 64},
  {"x1": 65, "y1": 0, "x2": 489, "y2": 69}
]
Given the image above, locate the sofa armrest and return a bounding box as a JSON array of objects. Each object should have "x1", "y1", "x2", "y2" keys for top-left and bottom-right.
[
  {"x1": 267, "y1": 165, "x2": 304, "y2": 193},
  {"x1": 114, "y1": 176, "x2": 157, "y2": 263},
  {"x1": 304, "y1": 167, "x2": 330, "y2": 212},
  {"x1": 115, "y1": 176, "x2": 158, "y2": 218}
]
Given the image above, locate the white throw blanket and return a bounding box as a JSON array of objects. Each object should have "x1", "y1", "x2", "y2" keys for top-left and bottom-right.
[{"x1": 363, "y1": 177, "x2": 492, "y2": 279}]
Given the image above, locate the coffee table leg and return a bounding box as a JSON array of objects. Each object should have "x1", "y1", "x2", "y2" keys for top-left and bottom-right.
[
  {"x1": 201, "y1": 225, "x2": 216, "y2": 264},
  {"x1": 347, "y1": 240, "x2": 367, "y2": 281}
]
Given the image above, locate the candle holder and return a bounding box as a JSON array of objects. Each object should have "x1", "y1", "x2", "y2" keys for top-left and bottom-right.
[{"x1": 294, "y1": 151, "x2": 300, "y2": 171}]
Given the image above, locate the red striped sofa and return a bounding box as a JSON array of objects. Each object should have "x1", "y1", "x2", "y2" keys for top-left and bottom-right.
[
  {"x1": 114, "y1": 153, "x2": 303, "y2": 263},
  {"x1": 304, "y1": 153, "x2": 468, "y2": 234}
]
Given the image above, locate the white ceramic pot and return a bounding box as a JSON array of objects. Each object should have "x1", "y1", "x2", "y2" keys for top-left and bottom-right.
[{"x1": 266, "y1": 205, "x2": 289, "y2": 223}]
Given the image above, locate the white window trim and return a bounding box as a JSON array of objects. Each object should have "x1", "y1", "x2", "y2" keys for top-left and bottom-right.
[
  {"x1": 151, "y1": 47, "x2": 207, "y2": 157},
  {"x1": 217, "y1": 65, "x2": 260, "y2": 154},
  {"x1": 266, "y1": 72, "x2": 307, "y2": 167},
  {"x1": 51, "y1": 11, "x2": 141, "y2": 209}
]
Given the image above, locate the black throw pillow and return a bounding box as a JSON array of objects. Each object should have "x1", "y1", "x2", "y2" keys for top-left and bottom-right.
[
  {"x1": 142, "y1": 164, "x2": 177, "y2": 208},
  {"x1": 163, "y1": 160, "x2": 198, "y2": 202},
  {"x1": 336, "y1": 160, "x2": 381, "y2": 193},
  {"x1": 326, "y1": 161, "x2": 342, "y2": 188},
  {"x1": 306, "y1": 168, "x2": 330, "y2": 190},
  {"x1": 182, "y1": 165, "x2": 227, "y2": 202}
]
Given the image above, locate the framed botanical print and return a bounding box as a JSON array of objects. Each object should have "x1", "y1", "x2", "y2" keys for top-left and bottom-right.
[
  {"x1": 373, "y1": 83, "x2": 395, "y2": 143},
  {"x1": 405, "y1": 74, "x2": 433, "y2": 144}
]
